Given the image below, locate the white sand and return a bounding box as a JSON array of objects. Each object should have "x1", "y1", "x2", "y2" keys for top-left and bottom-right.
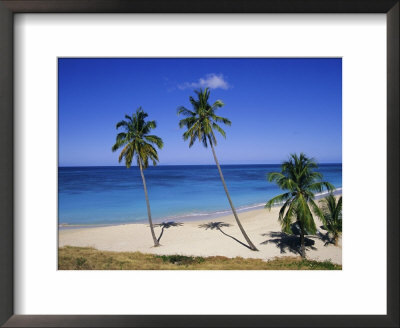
[{"x1": 59, "y1": 205, "x2": 342, "y2": 264}]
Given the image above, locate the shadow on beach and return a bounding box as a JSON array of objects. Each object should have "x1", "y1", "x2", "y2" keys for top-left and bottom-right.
[
  {"x1": 261, "y1": 231, "x2": 317, "y2": 255},
  {"x1": 152, "y1": 221, "x2": 184, "y2": 243},
  {"x1": 199, "y1": 221, "x2": 253, "y2": 250},
  {"x1": 317, "y1": 226, "x2": 337, "y2": 246}
]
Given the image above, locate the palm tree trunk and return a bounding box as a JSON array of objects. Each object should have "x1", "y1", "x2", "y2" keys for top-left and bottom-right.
[
  {"x1": 297, "y1": 220, "x2": 306, "y2": 258},
  {"x1": 209, "y1": 140, "x2": 258, "y2": 251},
  {"x1": 138, "y1": 159, "x2": 159, "y2": 247},
  {"x1": 300, "y1": 232, "x2": 306, "y2": 258}
]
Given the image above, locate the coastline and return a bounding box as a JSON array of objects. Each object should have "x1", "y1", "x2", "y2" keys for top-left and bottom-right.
[
  {"x1": 59, "y1": 191, "x2": 342, "y2": 264},
  {"x1": 59, "y1": 188, "x2": 342, "y2": 229}
]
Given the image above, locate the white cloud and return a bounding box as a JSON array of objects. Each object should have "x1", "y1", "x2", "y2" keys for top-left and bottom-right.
[{"x1": 178, "y1": 73, "x2": 231, "y2": 90}]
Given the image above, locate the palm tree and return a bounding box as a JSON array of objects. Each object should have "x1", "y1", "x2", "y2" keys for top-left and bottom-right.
[
  {"x1": 319, "y1": 193, "x2": 342, "y2": 245},
  {"x1": 178, "y1": 88, "x2": 258, "y2": 251},
  {"x1": 112, "y1": 108, "x2": 163, "y2": 247},
  {"x1": 265, "y1": 153, "x2": 334, "y2": 258}
]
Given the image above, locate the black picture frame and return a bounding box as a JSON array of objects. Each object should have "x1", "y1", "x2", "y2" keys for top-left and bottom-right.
[{"x1": 0, "y1": 1, "x2": 398, "y2": 327}]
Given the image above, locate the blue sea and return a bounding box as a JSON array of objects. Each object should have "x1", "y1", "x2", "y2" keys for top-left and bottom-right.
[{"x1": 58, "y1": 164, "x2": 342, "y2": 227}]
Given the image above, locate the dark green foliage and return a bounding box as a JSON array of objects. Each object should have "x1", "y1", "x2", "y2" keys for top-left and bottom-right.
[
  {"x1": 265, "y1": 153, "x2": 335, "y2": 257},
  {"x1": 75, "y1": 257, "x2": 87, "y2": 269},
  {"x1": 112, "y1": 107, "x2": 163, "y2": 168},
  {"x1": 265, "y1": 153, "x2": 334, "y2": 234},
  {"x1": 278, "y1": 258, "x2": 340, "y2": 270},
  {"x1": 177, "y1": 88, "x2": 229, "y2": 148},
  {"x1": 319, "y1": 194, "x2": 342, "y2": 245},
  {"x1": 156, "y1": 254, "x2": 205, "y2": 265}
]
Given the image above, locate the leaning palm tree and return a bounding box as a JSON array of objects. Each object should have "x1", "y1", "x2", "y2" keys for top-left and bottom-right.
[
  {"x1": 112, "y1": 107, "x2": 163, "y2": 247},
  {"x1": 178, "y1": 88, "x2": 258, "y2": 251},
  {"x1": 319, "y1": 193, "x2": 342, "y2": 245},
  {"x1": 265, "y1": 153, "x2": 334, "y2": 258}
]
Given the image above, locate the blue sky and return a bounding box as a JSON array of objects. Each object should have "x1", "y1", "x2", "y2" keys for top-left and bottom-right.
[{"x1": 58, "y1": 58, "x2": 342, "y2": 166}]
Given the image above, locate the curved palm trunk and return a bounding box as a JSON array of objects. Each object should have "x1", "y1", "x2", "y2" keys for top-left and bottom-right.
[
  {"x1": 300, "y1": 232, "x2": 306, "y2": 258},
  {"x1": 138, "y1": 159, "x2": 159, "y2": 247},
  {"x1": 209, "y1": 141, "x2": 258, "y2": 251}
]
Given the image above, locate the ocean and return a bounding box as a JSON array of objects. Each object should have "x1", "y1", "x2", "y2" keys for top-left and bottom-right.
[{"x1": 58, "y1": 164, "x2": 342, "y2": 227}]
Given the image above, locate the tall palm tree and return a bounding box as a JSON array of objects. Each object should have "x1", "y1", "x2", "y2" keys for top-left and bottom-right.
[
  {"x1": 112, "y1": 108, "x2": 163, "y2": 247},
  {"x1": 319, "y1": 193, "x2": 342, "y2": 245},
  {"x1": 178, "y1": 88, "x2": 258, "y2": 251},
  {"x1": 265, "y1": 153, "x2": 334, "y2": 258}
]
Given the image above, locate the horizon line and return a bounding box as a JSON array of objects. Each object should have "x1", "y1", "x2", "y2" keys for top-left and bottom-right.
[{"x1": 59, "y1": 162, "x2": 343, "y2": 168}]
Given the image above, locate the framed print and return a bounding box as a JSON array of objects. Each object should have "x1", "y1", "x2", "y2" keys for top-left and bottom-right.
[{"x1": 0, "y1": 0, "x2": 398, "y2": 327}]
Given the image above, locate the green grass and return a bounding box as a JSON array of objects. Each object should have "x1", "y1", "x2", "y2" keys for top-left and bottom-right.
[{"x1": 58, "y1": 246, "x2": 341, "y2": 270}]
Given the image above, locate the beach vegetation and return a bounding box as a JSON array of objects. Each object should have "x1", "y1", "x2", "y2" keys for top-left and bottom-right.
[
  {"x1": 112, "y1": 108, "x2": 164, "y2": 247},
  {"x1": 75, "y1": 257, "x2": 87, "y2": 268},
  {"x1": 319, "y1": 193, "x2": 342, "y2": 245},
  {"x1": 156, "y1": 254, "x2": 205, "y2": 265},
  {"x1": 58, "y1": 246, "x2": 341, "y2": 270},
  {"x1": 265, "y1": 153, "x2": 334, "y2": 258},
  {"x1": 177, "y1": 88, "x2": 258, "y2": 251}
]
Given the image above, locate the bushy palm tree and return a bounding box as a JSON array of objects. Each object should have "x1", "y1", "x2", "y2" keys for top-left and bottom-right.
[
  {"x1": 112, "y1": 108, "x2": 163, "y2": 247},
  {"x1": 265, "y1": 153, "x2": 334, "y2": 258},
  {"x1": 319, "y1": 194, "x2": 342, "y2": 245},
  {"x1": 178, "y1": 88, "x2": 258, "y2": 251}
]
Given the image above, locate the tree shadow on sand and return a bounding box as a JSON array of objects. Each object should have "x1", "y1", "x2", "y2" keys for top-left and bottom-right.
[
  {"x1": 153, "y1": 221, "x2": 183, "y2": 243},
  {"x1": 317, "y1": 226, "x2": 336, "y2": 246},
  {"x1": 261, "y1": 231, "x2": 317, "y2": 256},
  {"x1": 199, "y1": 222, "x2": 253, "y2": 250}
]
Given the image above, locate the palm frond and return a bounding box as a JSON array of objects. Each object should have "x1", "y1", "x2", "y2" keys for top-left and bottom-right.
[
  {"x1": 177, "y1": 106, "x2": 195, "y2": 117},
  {"x1": 211, "y1": 100, "x2": 224, "y2": 110},
  {"x1": 144, "y1": 135, "x2": 164, "y2": 149},
  {"x1": 265, "y1": 192, "x2": 292, "y2": 210},
  {"x1": 212, "y1": 123, "x2": 226, "y2": 138},
  {"x1": 116, "y1": 120, "x2": 129, "y2": 130},
  {"x1": 281, "y1": 200, "x2": 297, "y2": 234},
  {"x1": 213, "y1": 115, "x2": 231, "y2": 126},
  {"x1": 266, "y1": 153, "x2": 334, "y2": 238},
  {"x1": 112, "y1": 108, "x2": 163, "y2": 169},
  {"x1": 178, "y1": 88, "x2": 230, "y2": 149}
]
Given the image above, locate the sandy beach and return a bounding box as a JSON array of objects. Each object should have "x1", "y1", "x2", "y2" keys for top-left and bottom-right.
[{"x1": 59, "y1": 204, "x2": 342, "y2": 265}]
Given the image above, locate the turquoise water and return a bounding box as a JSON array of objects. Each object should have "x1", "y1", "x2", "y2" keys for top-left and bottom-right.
[{"x1": 58, "y1": 164, "x2": 342, "y2": 226}]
